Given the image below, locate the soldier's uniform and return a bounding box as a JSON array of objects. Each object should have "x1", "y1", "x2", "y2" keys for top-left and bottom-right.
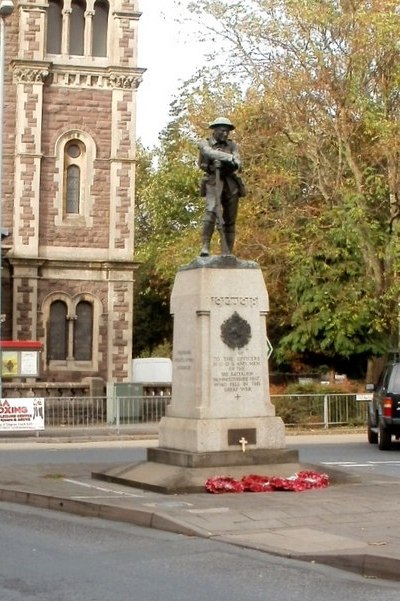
[{"x1": 198, "y1": 118, "x2": 245, "y2": 256}]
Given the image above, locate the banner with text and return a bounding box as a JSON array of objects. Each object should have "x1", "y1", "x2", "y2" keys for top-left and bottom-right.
[{"x1": 0, "y1": 398, "x2": 45, "y2": 431}]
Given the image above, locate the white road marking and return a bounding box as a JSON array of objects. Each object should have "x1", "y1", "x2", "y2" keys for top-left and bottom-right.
[
  {"x1": 63, "y1": 478, "x2": 144, "y2": 497},
  {"x1": 324, "y1": 463, "x2": 371, "y2": 467},
  {"x1": 322, "y1": 460, "x2": 400, "y2": 468},
  {"x1": 366, "y1": 461, "x2": 400, "y2": 464}
]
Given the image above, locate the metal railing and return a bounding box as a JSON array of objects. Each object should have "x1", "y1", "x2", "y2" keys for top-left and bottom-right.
[
  {"x1": 0, "y1": 393, "x2": 369, "y2": 433},
  {"x1": 44, "y1": 396, "x2": 108, "y2": 428},
  {"x1": 114, "y1": 395, "x2": 169, "y2": 426},
  {"x1": 41, "y1": 395, "x2": 170, "y2": 428},
  {"x1": 272, "y1": 393, "x2": 368, "y2": 429}
]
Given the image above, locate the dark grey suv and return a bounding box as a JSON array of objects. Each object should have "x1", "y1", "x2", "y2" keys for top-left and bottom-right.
[{"x1": 368, "y1": 362, "x2": 400, "y2": 450}]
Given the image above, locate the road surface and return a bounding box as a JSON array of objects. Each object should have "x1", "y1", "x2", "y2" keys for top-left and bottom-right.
[{"x1": 1, "y1": 502, "x2": 399, "y2": 601}]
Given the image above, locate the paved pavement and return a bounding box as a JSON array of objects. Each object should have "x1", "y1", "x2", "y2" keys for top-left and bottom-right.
[{"x1": 1, "y1": 432, "x2": 400, "y2": 581}]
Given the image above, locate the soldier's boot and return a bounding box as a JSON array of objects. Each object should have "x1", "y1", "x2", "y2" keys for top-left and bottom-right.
[
  {"x1": 224, "y1": 230, "x2": 235, "y2": 255},
  {"x1": 200, "y1": 220, "x2": 214, "y2": 257}
]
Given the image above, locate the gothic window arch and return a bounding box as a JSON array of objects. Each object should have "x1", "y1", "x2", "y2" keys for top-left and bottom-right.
[
  {"x1": 43, "y1": 293, "x2": 101, "y2": 370},
  {"x1": 55, "y1": 131, "x2": 96, "y2": 226},
  {"x1": 92, "y1": 0, "x2": 109, "y2": 57}
]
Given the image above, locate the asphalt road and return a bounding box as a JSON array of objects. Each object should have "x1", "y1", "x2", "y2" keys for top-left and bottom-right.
[
  {"x1": 1, "y1": 502, "x2": 399, "y2": 601},
  {"x1": 287, "y1": 433, "x2": 400, "y2": 479},
  {"x1": 1, "y1": 432, "x2": 400, "y2": 478},
  {"x1": 0, "y1": 440, "x2": 150, "y2": 466}
]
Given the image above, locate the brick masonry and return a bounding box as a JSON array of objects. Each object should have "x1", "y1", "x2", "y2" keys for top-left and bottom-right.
[{"x1": 1, "y1": 0, "x2": 143, "y2": 387}]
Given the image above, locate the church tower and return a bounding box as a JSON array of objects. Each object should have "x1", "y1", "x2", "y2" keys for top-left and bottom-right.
[{"x1": 1, "y1": 0, "x2": 143, "y2": 388}]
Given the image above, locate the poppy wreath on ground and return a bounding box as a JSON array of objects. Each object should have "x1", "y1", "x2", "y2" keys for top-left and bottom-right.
[
  {"x1": 205, "y1": 470, "x2": 329, "y2": 494},
  {"x1": 205, "y1": 476, "x2": 245, "y2": 494}
]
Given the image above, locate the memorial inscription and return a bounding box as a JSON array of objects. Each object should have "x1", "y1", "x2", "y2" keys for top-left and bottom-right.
[
  {"x1": 211, "y1": 296, "x2": 258, "y2": 308},
  {"x1": 174, "y1": 349, "x2": 194, "y2": 371},
  {"x1": 212, "y1": 354, "x2": 262, "y2": 395}
]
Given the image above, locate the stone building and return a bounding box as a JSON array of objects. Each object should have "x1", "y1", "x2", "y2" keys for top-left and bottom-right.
[{"x1": 1, "y1": 0, "x2": 144, "y2": 391}]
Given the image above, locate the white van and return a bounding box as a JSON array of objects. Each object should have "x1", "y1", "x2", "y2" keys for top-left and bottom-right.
[{"x1": 132, "y1": 357, "x2": 172, "y2": 384}]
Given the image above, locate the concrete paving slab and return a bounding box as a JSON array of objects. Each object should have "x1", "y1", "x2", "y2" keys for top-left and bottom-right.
[{"x1": 216, "y1": 527, "x2": 368, "y2": 555}]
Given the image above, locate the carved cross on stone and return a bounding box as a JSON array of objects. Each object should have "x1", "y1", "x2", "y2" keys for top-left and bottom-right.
[{"x1": 239, "y1": 437, "x2": 248, "y2": 452}]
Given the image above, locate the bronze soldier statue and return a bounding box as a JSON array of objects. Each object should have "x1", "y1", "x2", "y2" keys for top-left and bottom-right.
[{"x1": 198, "y1": 117, "x2": 245, "y2": 257}]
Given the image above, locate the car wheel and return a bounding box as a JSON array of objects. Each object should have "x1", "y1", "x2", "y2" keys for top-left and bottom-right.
[
  {"x1": 367, "y1": 415, "x2": 378, "y2": 444},
  {"x1": 378, "y1": 422, "x2": 391, "y2": 450}
]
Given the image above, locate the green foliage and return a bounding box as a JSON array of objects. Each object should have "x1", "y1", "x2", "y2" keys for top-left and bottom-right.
[
  {"x1": 284, "y1": 382, "x2": 350, "y2": 395},
  {"x1": 135, "y1": 142, "x2": 201, "y2": 268},
  {"x1": 273, "y1": 393, "x2": 325, "y2": 426},
  {"x1": 273, "y1": 392, "x2": 365, "y2": 427},
  {"x1": 276, "y1": 209, "x2": 390, "y2": 361},
  {"x1": 132, "y1": 263, "x2": 173, "y2": 358},
  {"x1": 137, "y1": 339, "x2": 172, "y2": 359},
  {"x1": 187, "y1": 0, "x2": 400, "y2": 362}
]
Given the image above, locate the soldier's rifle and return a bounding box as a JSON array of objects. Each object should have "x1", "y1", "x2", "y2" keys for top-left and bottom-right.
[{"x1": 214, "y1": 161, "x2": 230, "y2": 255}]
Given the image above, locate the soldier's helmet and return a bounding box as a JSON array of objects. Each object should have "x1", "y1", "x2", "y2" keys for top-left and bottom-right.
[{"x1": 209, "y1": 117, "x2": 235, "y2": 130}]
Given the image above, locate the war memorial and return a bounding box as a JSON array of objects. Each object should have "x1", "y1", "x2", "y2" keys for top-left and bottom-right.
[{"x1": 93, "y1": 118, "x2": 304, "y2": 493}]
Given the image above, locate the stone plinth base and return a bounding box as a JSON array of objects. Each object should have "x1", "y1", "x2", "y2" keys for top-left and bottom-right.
[
  {"x1": 91, "y1": 445, "x2": 360, "y2": 494},
  {"x1": 158, "y1": 416, "x2": 286, "y2": 453},
  {"x1": 92, "y1": 456, "x2": 300, "y2": 495},
  {"x1": 92, "y1": 445, "x2": 359, "y2": 493},
  {"x1": 148, "y1": 446, "x2": 298, "y2": 468}
]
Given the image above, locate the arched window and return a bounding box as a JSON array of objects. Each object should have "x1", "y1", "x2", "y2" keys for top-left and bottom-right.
[
  {"x1": 63, "y1": 139, "x2": 85, "y2": 216},
  {"x1": 74, "y1": 301, "x2": 93, "y2": 360},
  {"x1": 55, "y1": 131, "x2": 95, "y2": 226},
  {"x1": 46, "y1": 0, "x2": 63, "y2": 54},
  {"x1": 70, "y1": 0, "x2": 86, "y2": 55},
  {"x1": 92, "y1": 0, "x2": 109, "y2": 57},
  {"x1": 48, "y1": 301, "x2": 68, "y2": 360},
  {"x1": 46, "y1": 0, "x2": 110, "y2": 59}
]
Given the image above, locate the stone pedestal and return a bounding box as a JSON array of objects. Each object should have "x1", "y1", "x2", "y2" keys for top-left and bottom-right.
[
  {"x1": 93, "y1": 256, "x2": 296, "y2": 494},
  {"x1": 158, "y1": 255, "x2": 286, "y2": 455}
]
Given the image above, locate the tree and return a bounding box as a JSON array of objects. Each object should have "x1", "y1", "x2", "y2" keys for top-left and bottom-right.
[
  {"x1": 133, "y1": 126, "x2": 202, "y2": 355},
  {"x1": 135, "y1": 123, "x2": 202, "y2": 268},
  {"x1": 184, "y1": 0, "x2": 400, "y2": 363}
]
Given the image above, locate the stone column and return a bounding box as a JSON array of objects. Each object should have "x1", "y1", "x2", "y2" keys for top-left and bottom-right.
[
  {"x1": 12, "y1": 66, "x2": 48, "y2": 259},
  {"x1": 10, "y1": 259, "x2": 43, "y2": 340}
]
